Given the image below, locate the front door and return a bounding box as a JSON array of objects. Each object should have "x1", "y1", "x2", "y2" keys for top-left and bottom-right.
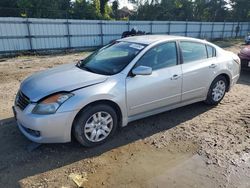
[{"x1": 126, "y1": 42, "x2": 182, "y2": 116}]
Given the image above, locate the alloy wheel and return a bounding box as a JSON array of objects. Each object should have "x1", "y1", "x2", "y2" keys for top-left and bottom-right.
[
  {"x1": 84, "y1": 111, "x2": 113, "y2": 142},
  {"x1": 212, "y1": 80, "x2": 226, "y2": 102}
]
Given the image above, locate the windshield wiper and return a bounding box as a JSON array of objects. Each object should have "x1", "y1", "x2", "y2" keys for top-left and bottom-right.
[
  {"x1": 76, "y1": 63, "x2": 96, "y2": 74},
  {"x1": 75, "y1": 62, "x2": 81, "y2": 68},
  {"x1": 81, "y1": 66, "x2": 96, "y2": 73}
]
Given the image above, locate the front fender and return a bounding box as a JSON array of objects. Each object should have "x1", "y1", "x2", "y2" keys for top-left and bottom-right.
[{"x1": 57, "y1": 76, "x2": 128, "y2": 126}]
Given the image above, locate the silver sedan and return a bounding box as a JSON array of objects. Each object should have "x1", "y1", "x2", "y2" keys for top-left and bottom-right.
[{"x1": 13, "y1": 35, "x2": 241, "y2": 147}]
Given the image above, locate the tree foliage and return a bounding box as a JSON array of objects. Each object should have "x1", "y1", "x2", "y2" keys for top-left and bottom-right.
[
  {"x1": 230, "y1": 0, "x2": 250, "y2": 21},
  {"x1": 17, "y1": 0, "x2": 71, "y2": 18},
  {"x1": 132, "y1": 0, "x2": 236, "y2": 21},
  {"x1": 0, "y1": 0, "x2": 249, "y2": 21},
  {"x1": 112, "y1": 1, "x2": 119, "y2": 19},
  {"x1": 132, "y1": 0, "x2": 249, "y2": 21},
  {"x1": 0, "y1": 0, "x2": 19, "y2": 16}
]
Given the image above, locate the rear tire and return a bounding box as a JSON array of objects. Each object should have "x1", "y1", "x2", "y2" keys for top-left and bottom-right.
[
  {"x1": 73, "y1": 104, "x2": 118, "y2": 147},
  {"x1": 205, "y1": 76, "x2": 228, "y2": 105}
]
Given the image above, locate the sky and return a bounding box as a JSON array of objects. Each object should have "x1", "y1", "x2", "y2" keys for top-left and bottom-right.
[
  {"x1": 109, "y1": 0, "x2": 134, "y2": 10},
  {"x1": 72, "y1": 0, "x2": 135, "y2": 10}
]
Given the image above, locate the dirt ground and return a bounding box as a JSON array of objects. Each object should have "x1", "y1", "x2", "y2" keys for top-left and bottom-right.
[{"x1": 0, "y1": 39, "x2": 249, "y2": 188}]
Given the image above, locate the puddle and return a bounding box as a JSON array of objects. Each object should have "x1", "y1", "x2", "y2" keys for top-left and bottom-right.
[
  {"x1": 18, "y1": 140, "x2": 250, "y2": 188},
  {"x1": 148, "y1": 154, "x2": 218, "y2": 188},
  {"x1": 83, "y1": 142, "x2": 208, "y2": 188},
  {"x1": 83, "y1": 141, "x2": 250, "y2": 188}
]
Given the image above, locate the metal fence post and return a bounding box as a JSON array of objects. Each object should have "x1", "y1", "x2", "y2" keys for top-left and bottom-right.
[
  {"x1": 185, "y1": 20, "x2": 188, "y2": 36},
  {"x1": 199, "y1": 22, "x2": 202, "y2": 38},
  {"x1": 211, "y1": 22, "x2": 214, "y2": 40},
  {"x1": 239, "y1": 22, "x2": 243, "y2": 37},
  {"x1": 231, "y1": 22, "x2": 235, "y2": 38},
  {"x1": 100, "y1": 20, "x2": 104, "y2": 46},
  {"x1": 66, "y1": 19, "x2": 71, "y2": 49},
  {"x1": 222, "y1": 21, "x2": 226, "y2": 39},
  {"x1": 168, "y1": 21, "x2": 171, "y2": 35},
  {"x1": 150, "y1": 21, "x2": 153, "y2": 34},
  {"x1": 25, "y1": 18, "x2": 33, "y2": 51}
]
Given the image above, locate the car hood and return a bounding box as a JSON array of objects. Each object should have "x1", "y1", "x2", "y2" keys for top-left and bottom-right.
[{"x1": 20, "y1": 63, "x2": 108, "y2": 102}]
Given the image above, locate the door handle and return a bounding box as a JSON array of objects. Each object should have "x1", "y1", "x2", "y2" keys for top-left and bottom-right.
[
  {"x1": 209, "y1": 64, "x2": 217, "y2": 68},
  {"x1": 171, "y1": 74, "x2": 181, "y2": 80}
]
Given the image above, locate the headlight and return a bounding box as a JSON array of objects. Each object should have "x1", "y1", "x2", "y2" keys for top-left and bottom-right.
[{"x1": 32, "y1": 93, "x2": 73, "y2": 114}]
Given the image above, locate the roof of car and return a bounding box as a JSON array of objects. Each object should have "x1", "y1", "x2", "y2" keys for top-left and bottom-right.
[{"x1": 118, "y1": 35, "x2": 206, "y2": 45}]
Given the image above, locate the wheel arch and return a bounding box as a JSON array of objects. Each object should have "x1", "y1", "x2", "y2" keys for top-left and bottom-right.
[
  {"x1": 205, "y1": 73, "x2": 231, "y2": 105},
  {"x1": 217, "y1": 73, "x2": 230, "y2": 92},
  {"x1": 71, "y1": 99, "x2": 123, "y2": 138}
]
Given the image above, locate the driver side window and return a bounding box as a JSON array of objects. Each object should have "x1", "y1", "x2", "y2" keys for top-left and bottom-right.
[{"x1": 136, "y1": 42, "x2": 177, "y2": 70}]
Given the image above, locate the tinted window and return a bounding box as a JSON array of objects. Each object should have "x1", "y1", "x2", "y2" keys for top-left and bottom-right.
[
  {"x1": 180, "y1": 41, "x2": 207, "y2": 63},
  {"x1": 78, "y1": 42, "x2": 145, "y2": 75},
  {"x1": 136, "y1": 42, "x2": 177, "y2": 70},
  {"x1": 206, "y1": 45, "x2": 216, "y2": 58}
]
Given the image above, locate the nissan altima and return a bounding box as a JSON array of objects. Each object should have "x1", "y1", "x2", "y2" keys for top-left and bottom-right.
[{"x1": 13, "y1": 35, "x2": 241, "y2": 147}]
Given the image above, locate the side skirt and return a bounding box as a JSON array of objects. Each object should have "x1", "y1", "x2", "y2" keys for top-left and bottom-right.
[{"x1": 126, "y1": 97, "x2": 206, "y2": 124}]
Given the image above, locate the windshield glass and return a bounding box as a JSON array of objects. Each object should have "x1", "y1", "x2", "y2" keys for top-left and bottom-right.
[{"x1": 77, "y1": 42, "x2": 146, "y2": 75}]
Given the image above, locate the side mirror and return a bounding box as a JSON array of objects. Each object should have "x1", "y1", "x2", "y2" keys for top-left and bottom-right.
[{"x1": 132, "y1": 66, "x2": 152, "y2": 76}]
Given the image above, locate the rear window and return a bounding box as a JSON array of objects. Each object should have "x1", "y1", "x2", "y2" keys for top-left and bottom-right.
[
  {"x1": 206, "y1": 45, "x2": 216, "y2": 58},
  {"x1": 180, "y1": 41, "x2": 207, "y2": 63}
]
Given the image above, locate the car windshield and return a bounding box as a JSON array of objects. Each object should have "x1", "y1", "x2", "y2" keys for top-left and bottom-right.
[{"x1": 77, "y1": 41, "x2": 146, "y2": 75}]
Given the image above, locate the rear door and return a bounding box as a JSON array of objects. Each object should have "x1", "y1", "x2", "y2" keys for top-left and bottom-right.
[
  {"x1": 179, "y1": 41, "x2": 218, "y2": 101},
  {"x1": 126, "y1": 41, "x2": 182, "y2": 116}
]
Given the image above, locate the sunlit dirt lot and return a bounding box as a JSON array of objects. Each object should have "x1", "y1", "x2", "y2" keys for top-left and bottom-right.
[{"x1": 0, "y1": 39, "x2": 249, "y2": 188}]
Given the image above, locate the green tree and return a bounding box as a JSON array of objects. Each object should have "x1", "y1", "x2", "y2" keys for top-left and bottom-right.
[
  {"x1": 71, "y1": 0, "x2": 100, "y2": 19},
  {"x1": 1, "y1": 0, "x2": 249, "y2": 22},
  {"x1": 112, "y1": 0, "x2": 119, "y2": 19},
  {"x1": 100, "y1": 0, "x2": 109, "y2": 16},
  {"x1": 72, "y1": 0, "x2": 111, "y2": 19},
  {"x1": 92, "y1": 0, "x2": 102, "y2": 19},
  {"x1": 132, "y1": 0, "x2": 234, "y2": 21},
  {"x1": 0, "y1": 0, "x2": 19, "y2": 17},
  {"x1": 204, "y1": 0, "x2": 229, "y2": 21},
  {"x1": 230, "y1": 0, "x2": 250, "y2": 21},
  {"x1": 181, "y1": 0, "x2": 229, "y2": 21},
  {"x1": 132, "y1": 0, "x2": 194, "y2": 21},
  {"x1": 17, "y1": 0, "x2": 71, "y2": 18}
]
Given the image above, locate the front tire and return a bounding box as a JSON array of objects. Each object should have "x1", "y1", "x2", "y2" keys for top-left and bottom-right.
[
  {"x1": 205, "y1": 76, "x2": 228, "y2": 105},
  {"x1": 73, "y1": 104, "x2": 118, "y2": 147}
]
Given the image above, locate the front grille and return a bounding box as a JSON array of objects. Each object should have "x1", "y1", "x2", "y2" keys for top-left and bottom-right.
[{"x1": 16, "y1": 91, "x2": 30, "y2": 110}]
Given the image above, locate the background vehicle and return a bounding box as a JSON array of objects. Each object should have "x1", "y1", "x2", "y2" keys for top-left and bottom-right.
[
  {"x1": 245, "y1": 33, "x2": 250, "y2": 44},
  {"x1": 238, "y1": 45, "x2": 250, "y2": 70},
  {"x1": 13, "y1": 35, "x2": 241, "y2": 147},
  {"x1": 121, "y1": 27, "x2": 149, "y2": 38}
]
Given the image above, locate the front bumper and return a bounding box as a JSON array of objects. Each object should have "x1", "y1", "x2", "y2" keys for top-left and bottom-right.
[
  {"x1": 13, "y1": 105, "x2": 78, "y2": 143},
  {"x1": 231, "y1": 74, "x2": 240, "y2": 89}
]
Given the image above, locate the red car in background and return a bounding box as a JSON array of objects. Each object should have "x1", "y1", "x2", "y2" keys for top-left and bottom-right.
[{"x1": 238, "y1": 45, "x2": 250, "y2": 70}]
